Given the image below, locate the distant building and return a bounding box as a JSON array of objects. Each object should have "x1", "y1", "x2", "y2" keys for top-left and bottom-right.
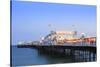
[{"x1": 32, "y1": 41, "x2": 40, "y2": 45}]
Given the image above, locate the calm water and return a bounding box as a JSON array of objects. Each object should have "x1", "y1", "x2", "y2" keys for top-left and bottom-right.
[{"x1": 11, "y1": 45, "x2": 96, "y2": 66}]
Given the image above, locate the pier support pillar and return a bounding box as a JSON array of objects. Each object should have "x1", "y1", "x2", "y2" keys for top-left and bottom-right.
[
  {"x1": 62, "y1": 49, "x2": 66, "y2": 54},
  {"x1": 70, "y1": 49, "x2": 75, "y2": 56},
  {"x1": 93, "y1": 53, "x2": 96, "y2": 61},
  {"x1": 89, "y1": 51, "x2": 92, "y2": 61}
]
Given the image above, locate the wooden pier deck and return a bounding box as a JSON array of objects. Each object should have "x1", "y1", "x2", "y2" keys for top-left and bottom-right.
[{"x1": 17, "y1": 44, "x2": 96, "y2": 53}]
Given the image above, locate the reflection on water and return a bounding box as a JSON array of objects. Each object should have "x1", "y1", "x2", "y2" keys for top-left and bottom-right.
[{"x1": 11, "y1": 46, "x2": 96, "y2": 66}]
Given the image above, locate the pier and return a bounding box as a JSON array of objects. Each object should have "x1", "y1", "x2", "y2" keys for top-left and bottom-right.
[
  {"x1": 17, "y1": 43, "x2": 96, "y2": 62},
  {"x1": 17, "y1": 31, "x2": 96, "y2": 62}
]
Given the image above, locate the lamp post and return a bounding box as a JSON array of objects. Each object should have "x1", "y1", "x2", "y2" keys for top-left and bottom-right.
[{"x1": 81, "y1": 33, "x2": 85, "y2": 45}]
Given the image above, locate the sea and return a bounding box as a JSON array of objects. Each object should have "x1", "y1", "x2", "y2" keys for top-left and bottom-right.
[{"x1": 11, "y1": 45, "x2": 96, "y2": 66}]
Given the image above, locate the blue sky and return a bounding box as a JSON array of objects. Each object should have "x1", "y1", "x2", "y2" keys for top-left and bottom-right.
[{"x1": 12, "y1": 1, "x2": 96, "y2": 45}]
